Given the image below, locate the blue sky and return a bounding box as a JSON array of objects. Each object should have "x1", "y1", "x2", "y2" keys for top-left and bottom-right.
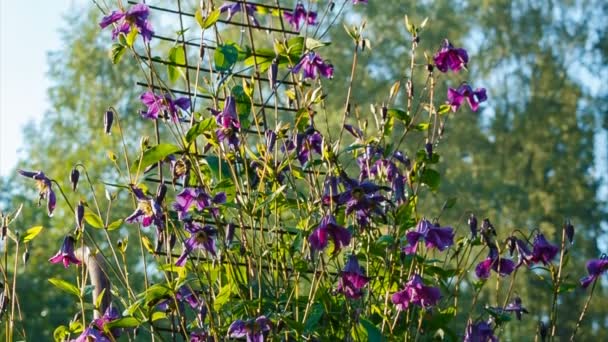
[{"x1": 0, "y1": 1, "x2": 75, "y2": 176}]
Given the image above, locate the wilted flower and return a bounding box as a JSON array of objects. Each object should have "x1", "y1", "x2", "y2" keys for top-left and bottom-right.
[
  {"x1": 402, "y1": 219, "x2": 454, "y2": 255},
  {"x1": 284, "y1": 3, "x2": 317, "y2": 30},
  {"x1": 140, "y1": 91, "x2": 190, "y2": 121},
  {"x1": 464, "y1": 320, "x2": 497, "y2": 342},
  {"x1": 530, "y1": 233, "x2": 559, "y2": 265},
  {"x1": 308, "y1": 215, "x2": 351, "y2": 253},
  {"x1": 125, "y1": 185, "x2": 164, "y2": 229},
  {"x1": 475, "y1": 247, "x2": 516, "y2": 279},
  {"x1": 336, "y1": 255, "x2": 370, "y2": 299},
  {"x1": 292, "y1": 52, "x2": 334, "y2": 79},
  {"x1": 433, "y1": 39, "x2": 468, "y2": 73},
  {"x1": 392, "y1": 274, "x2": 441, "y2": 310},
  {"x1": 228, "y1": 316, "x2": 272, "y2": 341},
  {"x1": 210, "y1": 96, "x2": 241, "y2": 149},
  {"x1": 173, "y1": 188, "x2": 226, "y2": 220},
  {"x1": 219, "y1": 2, "x2": 260, "y2": 26},
  {"x1": 580, "y1": 255, "x2": 608, "y2": 288},
  {"x1": 447, "y1": 83, "x2": 487, "y2": 112},
  {"x1": 99, "y1": 3, "x2": 154, "y2": 42},
  {"x1": 49, "y1": 236, "x2": 81, "y2": 268},
  {"x1": 17, "y1": 169, "x2": 56, "y2": 216},
  {"x1": 175, "y1": 222, "x2": 218, "y2": 266}
]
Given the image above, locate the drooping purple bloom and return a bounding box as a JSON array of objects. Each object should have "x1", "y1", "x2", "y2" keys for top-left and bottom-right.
[
  {"x1": 391, "y1": 274, "x2": 441, "y2": 310},
  {"x1": 402, "y1": 219, "x2": 455, "y2": 255},
  {"x1": 17, "y1": 169, "x2": 56, "y2": 216},
  {"x1": 228, "y1": 315, "x2": 272, "y2": 342},
  {"x1": 580, "y1": 256, "x2": 608, "y2": 288},
  {"x1": 140, "y1": 91, "x2": 191, "y2": 121},
  {"x1": 173, "y1": 187, "x2": 225, "y2": 220},
  {"x1": 433, "y1": 39, "x2": 468, "y2": 73},
  {"x1": 565, "y1": 221, "x2": 575, "y2": 244},
  {"x1": 99, "y1": 3, "x2": 154, "y2": 42},
  {"x1": 506, "y1": 236, "x2": 534, "y2": 268},
  {"x1": 289, "y1": 127, "x2": 323, "y2": 165},
  {"x1": 49, "y1": 236, "x2": 81, "y2": 268},
  {"x1": 210, "y1": 96, "x2": 241, "y2": 149},
  {"x1": 530, "y1": 233, "x2": 559, "y2": 265},
  {"x1": 475, "y1": 247, "x2": 516, "y2": 279},
  {"x1": 504, "y1": 297, "x2": 529, "y2": 320},
  {"x1": 447, "y1": 84, "x2": 487, "y2": 112},
  {"x1": 175, "y1": 222, "x2": 218, "y2": 266},
  {"x1": 322, "y1": 177, "x2": 389, "y2": 227},
  {"x1": 292, "y1": 52, "x2": 334, "y2": 79},
  {"x1": 308, "y1": 215, "x2": 351, "y2": 253},
  {"x1": 219, "y1": 2, "x2": 260, "y2": 26},
  {"x1": 284, "y1": 3, "x2": 317, "y2": 31},
  {"x1": 125, "y1": 185, "x2": 164, "y2": 229},
  {"x1": 72, "y1": 327, "x2": 111, "y2": 342},
  {"x1": 337, "y1": 255, "x2": 370, "y2": 299},
  {"x1": 70, "y1": 167, "x2": 80, "y2": 191},
  {"x1": 190, "y1": 330, "x2": 209, "y2": 342},
  {"x1": 464, "y1": 320, "x2": 498, "y2": 342}
]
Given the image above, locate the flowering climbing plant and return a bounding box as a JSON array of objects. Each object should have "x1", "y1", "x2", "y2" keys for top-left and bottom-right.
[{"x1": 2, "y1": 1, "x2": 605, "y2": 341}]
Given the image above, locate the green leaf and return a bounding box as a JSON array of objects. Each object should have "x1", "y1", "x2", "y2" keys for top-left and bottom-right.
[
  {"x1": 107, "y1": 219, "x2": 123, "y2": 231},
  {"x1": 214, "y1": 284, "x2": 234, "y2": 311},
  {"x1": 125, "y1": 28, "x2": 138, "y2": 47},
  {"x1": 388, "y1": 108, "x2": 411, "y2": 125},
  {"x1": 420, "y1": 168, "x2": 440, "y2": 191},
  {"x1": 360, "y1": 318, "x2": 385, "y2": 342},
  {"x1": 232, "y1": 85, "x2": 252, "y2": 128},
  {"x1": 133, "y1": 143, "x2": 181, "y2": 171},
  {"x1": 204, "y1": 155, "x2": 231, "y2": 180},
  {"x1": 305, "y1": 37, "x2": 330, "y2": 50},
  {"x1": 105, "y1": 317, "x2": 141, "y2": 329},
  {"x1": 48, "y1": 278, "x2": 80, "y2": 298},
  {"x1": 54, "y1": 325, "x2": 69, "y2": 342},
  {"x1": 168, "y1": 45, "x2": 186, "y2": 83},
  {"x1": 22, "y1": 225, "x2": 43, "y2": 243},
  {"x1": 109, "y1": 44, "x2": 126, "y2": 64},
  {"x1": 304, "y1": 303, "x2": 324, "y2": 333},
  {"x1": 413, "y1": 122, "x2": 430, "y2": 131},
  {"x1": 442, "y1": 197, "x2": 457, "y2": 210},
  {"x1": 186, "y1": 118, "x2": 216, "y2": 143},
  {"x1": 84, "y1": 210, "x2": 104, "y2": 229},
  {"x1": 214, "y1": 44, "x2": 239, "y2": 72},
  {"x1": 196, "y1": 8, "x2": 221, "y2": 29},
  {"x1": 151, "y1": 311, "x2": 167, "y2": 322}
]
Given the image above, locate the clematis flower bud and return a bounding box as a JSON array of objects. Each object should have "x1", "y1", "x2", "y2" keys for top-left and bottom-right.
[
  {"x1": 468, "y1": 214, "x2": 478, "y2": 238},
  {"x1": 75, "y1": 201, "x2": 85, "y2": 230},
  {"x1": 70, "y1": 168, "x2": 80, "y2": 191},
  {"x1": 565, "y1": 221, "x2": 574, "y2": 244},
  {"x1": 22, "y1": 249, "x2": 30, "y2": 265},
  {"x1": 268, "y1": 58, "x2": 278, "y2": 89},
  {"x1": 104, "y1": 109, "x2": 114, "y2": 135}
]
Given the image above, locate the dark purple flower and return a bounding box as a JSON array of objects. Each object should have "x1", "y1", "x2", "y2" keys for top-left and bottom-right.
[
  {"x1": 402, "y1": 219, "x2": 454, "y2": 255},
  {"x1": 219, "y1": 3, "x2": 260, "y2": 26},
  {"x1": 210, "y1": 96, "x2": 241, "y2": 149},
  {"x1": 507, "y1": 236, "x2": 534, "y2": 268},
  {"x1": 447, "y1": 84, "x2": 487, "y2": 112},
  {"x1": 72, "y1": 327, "x2": 111, "y2": 342},
  {"x1": 173, "y1": 188, "x2": 225, "y2": 220},
  {"x1": 580, "y1": 256, "x2": 608, "y2": 288},
  {"x1": 125, "y1": 185, "x2": 164, "y2": 229},
  {"x1": 176, "y1": 222, "x2": 218, "y2": 266},
  {"x1": 284, "y1": 3, "x2": 317, "y2": 31},
  {"x1": 228, "y1": 315, "x2": 272, "y2": 341},
  {"x1": 190, "y1": 330, "x2": 209, "y2": 342},
  {"x1": 99, "y1": 3, "x2": 154, "y2": 42},
  {"x1": 75, "y1": 201, "x2": 85, "y2": 230},
  {"x1": 468, "y1": 214, "x2": 478, "y2": 238},
  {"x1": 17, "y1": 169, "x2": 56, "y2": 216},
  {"x1": 530, "y1": 233, "x2": 559, "y2": 265},
  {"x1": 565, "y1": 221, "x2": 574, "y2": 244},
  {"x1": 392, "y1": 274, "x2": 441, "y2": 310},
  {"x1": 140, "y1": 91, "x2": 190, "y2": 121},
  {"x1": 337, "y1": 255, "x2": 370, "y2": 299},
  {"x1": 308, "y1": 215, "x2": 351, "y2": 253},
  {"x1": 49, "y1": 236, "x2": 81, "y2": 268},
  {"x1": 475, "y1": 247, "x2": 516, "y2": 279},
  {"x1": 464, "y1": 320, "x2": 497, "y2": 342},
  {"x1": 291, "y1": 128, "x2": 323, "y2": 165},
  {"x1": 292, "y1": 52, "x2": 334, "y2": 79},
  {"x1": 92, "y1": 305, "x2": 121, "y2": 335},
  {"x1": 391, "y1": 174, "x2": 406, "y2": 205},
  {"x1": 323, "y1": 178, "x2": 389, "y2": 227},
  {"x1": 433, "y1": 39, "x2": 468, "y2": 73},
  {"x1": 504, "y1": 297, "x2": 529, "y2": 320},
  {"x1": 70, "y1": 167, "x2": 80, "y2": 191}
]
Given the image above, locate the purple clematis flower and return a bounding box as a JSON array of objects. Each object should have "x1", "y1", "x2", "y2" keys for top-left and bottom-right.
[
  {"x1": 308, "y1": 215, "x2": 351, "y2": 253},
  {"x1": 447, "y1": 84, "x2": 487, "y2": 112},
  {"x1": 72, "y1": 327, "x2": 111, "y2": 342},
  {"x1": 287, "y1": 127, "x2": 323, "y2": 165},
  {"x1": 228, "y1": 315, "x2": 272, "y2": 342},
  {"x1": 140, "y1": 91, "x2": 190, "y2": 121},
  {"x1": 433, "y1": 39, "x2": 468, "y2": 73},
  {"x1": 506, "y1": 236, "x2": 534, "y2": 268},
  {"x1": 475, "y1": 247, "x2": 516, "y2": 279},
  {"x1": 292, "y1": 52, "x2": 334, "y2": 79},
  {"x1": 504, "y1": 297, "x2": 529, "y2": 320},
  {"x1": 464, "y1": 320, "x2": 497, "y2": 342},
  {"x1": 175, "y1": 221, "x2": 218, "y2": 266},
  {"x1": 91, "y1": 305, "x2": 122, "y2": 338},
  {"x1": 402, "y1": 219, "x2": 455, "y2": 255},
  {"x1": 49, "y1": 236, "x2": 81, "y2": 268},
  {"x1": 580, "y1": 255, "x2": 608, "y2": 288},
  {"x1": 323, "y1": 177, "x2": 389, "y2": 227},
  {"x1": 173, "y1": 187, "x2": 225, "y2": 220},
  {"x1": 17, "y1": 169, "x2": 56, "y2": 216},
  {"x1": 337, "y1": 255, "x2": 370, "y2": 299},
  {"x1": 219, "y1": 2, "x2": 260, "y2": 26},
  {"x1": 125, "y1": 185, "x2": 164, "y2": 229},
  {"x1": 210, "y1": 96, "x2": 241, "y2": 149},
  {"x1": 530, "y1": 233, "x2": 559, "y2": 265},
  {"x1": 392, "y1": 274, "x2": 441, "y2": 310},
  {"x1": 99, "y1": 3, "x2": 154, "y2": 42},
  {"x1": 284, "y1": 3, "x2": 317, "y2": 31},
  {"x1": 190, "y1": 330, "x2": 209, "y2": 342}
]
